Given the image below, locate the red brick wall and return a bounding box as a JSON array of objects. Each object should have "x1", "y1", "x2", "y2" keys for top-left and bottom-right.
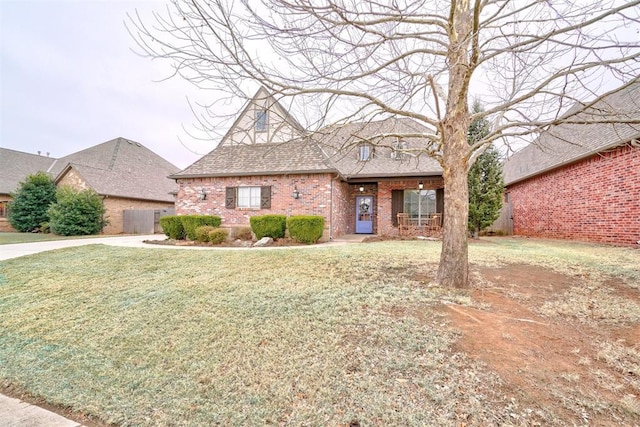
[
  {"x1": 331, "y1": 180, "x2": 350, "y2": 237},
  {"x1": 177, "y1": 174, "x2": 446, "y2": 239},
  {"x1": 508, "y1": 145, "x2": 640, "y2": 246},
  {"x1": 377, "y1": 178, "x2": 444, "y2": 236},
  {"x1": 177, "y1": 174, "x2": 335, "y2": 239}
]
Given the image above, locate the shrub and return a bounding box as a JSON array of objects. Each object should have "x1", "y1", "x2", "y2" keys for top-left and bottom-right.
[
  {"x1": 159, "y1": 216, "x2": 186, "y2": 240},
  {"x1": 287, "y1": 215, "x2": 325, "y2": 244},
  {"x1": 48, "y1": 187, "x2": 108, "y2": 236},
  {"x1": 235, "y1": 226, "x2": 253, "y2": 241},
  {"x1": 8, "y1": 172, "x2": 57, "y2": 232},
  {"x1": 181, "y1": 215, "x2": 222, "y2": 240},
  {"x1": 208, "y1": 228, "x2": 229, "y2": 245},
  {"x1": 195, "y1": 225, "x2": 217, "y2": 242},
  {"x1": 250, "y1": 215, "x2": 286, "y2": 239}
]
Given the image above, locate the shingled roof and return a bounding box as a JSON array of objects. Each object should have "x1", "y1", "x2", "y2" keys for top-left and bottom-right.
[
  {"x1": 504, "y1": 82, "x2": 640, "y2": 185},
  {"x1": 316, "y1": 117, "x2": 441, "y2": 179},
  {"x1": 53, "y1": 138, "x2": 179, "y2": 202},
  {"x1": 1, "y1": 138, "x2": 179, "y2": 202},
  {"x1": 0, "y1": 148, "x2": 56, "y2": 194},
  {"x1": 172, "y1": 117, "x2": 442, "y2": 180}
]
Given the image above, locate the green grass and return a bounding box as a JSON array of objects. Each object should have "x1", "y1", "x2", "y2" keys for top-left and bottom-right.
[
  {"x1": 0, "y1": 232, "x2": 107, "y2": 245},
  {"x1": 1, "y1": 238, "x2": 639, "y2": 425}
]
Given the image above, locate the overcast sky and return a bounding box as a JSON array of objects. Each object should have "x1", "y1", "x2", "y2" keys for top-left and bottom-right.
[{"x1": 1, "y1": 0, "x2": 212, "y2": 169}]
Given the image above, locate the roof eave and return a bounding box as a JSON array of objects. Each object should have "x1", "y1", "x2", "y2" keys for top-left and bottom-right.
[
  {"x1": 505, "y1": 140, "x2": 632, "y2": 186},
  {"x1": 170, "y1": 168, "x2": 338, "y2": 180}
]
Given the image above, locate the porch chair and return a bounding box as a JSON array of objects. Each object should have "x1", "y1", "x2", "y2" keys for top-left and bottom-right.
[
  {"x1": 428, "y1": 213, "x2": 442, "y2": 232},
  {"x1": 397, "y1": 213, "x2": 411, "y2": 236}
]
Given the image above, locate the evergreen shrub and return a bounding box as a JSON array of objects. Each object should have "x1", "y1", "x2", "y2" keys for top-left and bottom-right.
[
  {"x1": 48, "y1": 187, "x2": 107, "y2": 236},
  {"x1": 159, "y1": 216, "x2": 186, "y2": 240},
  {"x1": 208, "y1": 228, "x2": 229, "y2": 244},
  {"x1": 287, "y1": 215, "x2": 325, "y2": 244},
  {"x1": 250, "y1": 215, "x2": 286, "y2": 239},
  {"x1": 181, "y1": 215, "x2": 222, "y2": 240}
]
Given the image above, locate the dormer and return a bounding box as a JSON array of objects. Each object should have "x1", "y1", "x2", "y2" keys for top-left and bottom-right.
[{"x1": 220, "y1": 87, "x2": 307, "y2": 146}]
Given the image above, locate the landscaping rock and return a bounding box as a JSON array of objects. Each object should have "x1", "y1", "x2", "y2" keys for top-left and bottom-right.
[{"x1": 253, "y1": 237, "x2": 274, "y2": 247}]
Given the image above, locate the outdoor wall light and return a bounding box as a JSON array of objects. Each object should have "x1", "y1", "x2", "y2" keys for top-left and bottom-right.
[
  {"x1": 359, "y1": 185, "x2": 365, "y2": 193},
  {"x1": 292, "y1": 185, "x2": 300, "y2": 199},
  {"x1": 199, "y1": 188, "x2": 207, "y2": 200},
  {"x1": 418, "y1": 181, "x2": 424, "y2": 190}
]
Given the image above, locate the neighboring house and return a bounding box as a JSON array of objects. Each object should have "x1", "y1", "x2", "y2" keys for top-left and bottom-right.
[
  {"x1": 0, "y1": 149, "x2": 56, "y2": 232},
  {"x1": 503, "y1": 82, "x2": 640, "y2": 246},
  {"x1": 0, "y1": 138, "x2": 179, "y2": 234},
  {"x1": 171, "y1": 87, "x2": 444, "y2": 240}
]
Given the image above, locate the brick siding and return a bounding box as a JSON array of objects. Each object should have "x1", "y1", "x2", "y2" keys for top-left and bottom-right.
[
  {"x1": 378, "y1": 178, "x2": 444, "y2": 236},
  {"x1": 177, "y1": 174, "x2": 335, "y2": 239},
  {"x1": 508, "y1": 144, "x2": 640, "y2": 246},
  {"x1": 177, "y1": 174, "x2": 445, "y2": 239}
]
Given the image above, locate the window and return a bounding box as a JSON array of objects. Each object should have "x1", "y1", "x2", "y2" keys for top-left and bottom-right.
[
  {"x1": 256, "y1": 110, "x2": 268, "y2": 132},
  {"x1": 391, "y1": 140, "x2": 407, "y2": 160},
  {"x1": 237, "y1": 186, "x2": 261, "y2": 208},
  {"x1": 226, "y1": 186, "x2": 271, "y2": 209},
  {"x1": 0, "y1": 201, "x2": 7, "y2": 218},
  {"x1": 359, "y1": 144, "x2": 372, "y2": 161},
  {"x1": 403, "y1": 189, "x2": 436, "y2": 219}
]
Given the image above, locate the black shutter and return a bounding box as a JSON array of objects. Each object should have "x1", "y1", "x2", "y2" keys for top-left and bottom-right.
[
  {"x1": 225, "y1": 187, "x2": 236, "y2": 209},
  {"x1": 436, "y1": 188, "x2": 444, "y2": 216},
  {"x1": 391, "y1": 190, "x2": 404, "y2": 226},
  {"x1": 260, "y1": 186, "x2": 271, "y2": 209}
]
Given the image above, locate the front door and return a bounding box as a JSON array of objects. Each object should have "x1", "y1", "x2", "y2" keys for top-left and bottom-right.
[{"x1": 355, "y1": 196, "x2": 373, "y2": 234}]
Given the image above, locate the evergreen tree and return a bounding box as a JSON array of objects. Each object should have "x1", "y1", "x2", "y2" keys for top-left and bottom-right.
[
  {"x1": 8, "y1": 172, "x2": 57, "y2": 232},
  {"x1": 468, "y1": 101, "x2": 504, "y2": 238}
]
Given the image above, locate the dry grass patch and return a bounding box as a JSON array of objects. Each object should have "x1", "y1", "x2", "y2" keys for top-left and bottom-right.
[
  {"x1": 1, "y1": 242, "x2": 523, "y2": 426},
  {"x1": 2, "y1": 238, "x2": 640, "y2": 426}
]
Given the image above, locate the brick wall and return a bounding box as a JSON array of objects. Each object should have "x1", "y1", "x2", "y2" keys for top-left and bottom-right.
[
  {"x1": 177, "y1": 174, "x2": 446, "y2": 239},
  {"x1": 508, "y1": 145, "x2": 640, "y2": 246},
  {"x1": 331, "y1": 180, "x2": 350, "y2": 237},
  {"x1": 377, "y1": 178, "x2": 444, "y2": 236},
  {"x1": 177, "y1": 174, "x2": 335, "y2": 239}
]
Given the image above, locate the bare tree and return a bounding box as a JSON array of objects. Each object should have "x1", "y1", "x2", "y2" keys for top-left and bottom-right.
[{"x1": 128, "y1": 0, "x2": 640, "y2": 288}]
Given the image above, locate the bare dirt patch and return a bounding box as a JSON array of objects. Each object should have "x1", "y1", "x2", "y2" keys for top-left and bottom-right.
[{"x1": 444, "y1": 263, "x2": 640, "y2": 425}]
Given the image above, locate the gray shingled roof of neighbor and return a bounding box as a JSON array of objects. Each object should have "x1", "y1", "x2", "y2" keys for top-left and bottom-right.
[
  {"x1": 504, "y1": 82, "x2": 640, "y2": 185},
  {"x1": 173, "y1": 117, "x2": 442, "y2": 180},
  {"x1": 0, "y1": 138, "x2": 179, "y2": 202},
  {"x1": 53, "y1": 138, "x2": 180, "y2": 202},
  {"x1": 0, "y1": 148, "x2": 57, "y2": 194}
]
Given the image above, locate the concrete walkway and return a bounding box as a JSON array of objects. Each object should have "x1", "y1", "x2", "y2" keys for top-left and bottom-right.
[
  {"x1": 0, "y1": 394, "x2": 82, "y2": 426},
  {"x1": 0, "y1": 233, "x2": 368, "y2": 261}
]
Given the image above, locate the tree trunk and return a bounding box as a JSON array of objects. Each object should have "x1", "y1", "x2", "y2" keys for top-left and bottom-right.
[
  {"x1": 436, "y1": 1, "x2": 473, "y2": 288},
  {"x1": 436, "y1": 131, "x2": 470, "y2": 288}
]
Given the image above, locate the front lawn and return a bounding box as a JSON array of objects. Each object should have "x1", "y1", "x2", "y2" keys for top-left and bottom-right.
[
  {"x1": 0, "y1": 238, "x2": 639, "y2": 426},
  {"x1": 0, "y1": 232, "x2": 104, "y2": 245}
]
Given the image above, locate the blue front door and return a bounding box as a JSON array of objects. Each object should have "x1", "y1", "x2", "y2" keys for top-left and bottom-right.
[{"x1": 355, "y1": 196, "x2": 373, "y2": 234}]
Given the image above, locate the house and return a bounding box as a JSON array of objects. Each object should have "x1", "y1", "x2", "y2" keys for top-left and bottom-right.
[
  {"x1": 0, "y1": 138, "x2": 179, "y2": 234},
  {"x1": 503, "y1": 82, "x2": 640, "y2": 246},
  {"x1": 171, "y1": 88, "x2": 444, "y2": 240}
]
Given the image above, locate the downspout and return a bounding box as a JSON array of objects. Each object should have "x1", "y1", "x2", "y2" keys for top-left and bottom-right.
[{"x1": 329, "y1": 174, "x2": 335, "y2": 240}]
